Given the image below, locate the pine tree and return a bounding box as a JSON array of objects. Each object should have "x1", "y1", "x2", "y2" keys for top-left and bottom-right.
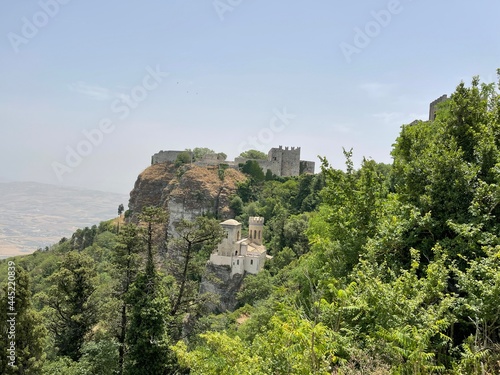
[
  {"x1": 125, "y1": 206, "x2": 180, "y2": 374},
  {"x1": 43, "y1": 251, "x2": 98, "y2": 361},
  {"x1": 125, "y1": 272, "x2": 175, "y2": 375},
  {"x1": 113, "y1": 224, "x2": 142, "y2": 375}
]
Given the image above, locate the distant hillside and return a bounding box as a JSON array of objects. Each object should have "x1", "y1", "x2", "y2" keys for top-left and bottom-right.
[{"x1": 0, "y1": 182, "x2": 128, "y2": 258}]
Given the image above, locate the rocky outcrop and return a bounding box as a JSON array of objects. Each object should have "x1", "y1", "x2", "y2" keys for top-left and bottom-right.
[
  {"x1": 127, "y1": 162, "x2": 247, "y2": 230},
  {"x1": 128, "y1": 163, "x2": 177, "y2": 216},
  {"x1": 128, "y1": 161, "x2": 248, "y2": 313},
  {"x1": 200, "y1": 263, "x2": 245, "y2": 313}
]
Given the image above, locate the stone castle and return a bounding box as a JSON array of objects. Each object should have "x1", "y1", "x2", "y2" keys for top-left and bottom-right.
[
  {"x1": 151, "y1": 146, "x2": 315, "y2": 177},
  {"x1": 428, "y1": 94, "x2": 448, "y2": 121},
  {"x1": 209, "y1": 217, "x2": 269, "y2": 276},
  {"x1": 407, "y1": 95, "x2": 449, "y2": 126}
]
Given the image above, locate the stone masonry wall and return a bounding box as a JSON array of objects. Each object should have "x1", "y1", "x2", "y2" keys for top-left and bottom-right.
[{"x1": 151, "y1": 150, "x2": 185, "y2": 164}]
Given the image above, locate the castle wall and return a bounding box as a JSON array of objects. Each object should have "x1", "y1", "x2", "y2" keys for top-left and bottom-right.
[
  {"x1": 300, "y1": 160, "x2": 315, "y2": 174},
  {"x1": 194, "y1": 153, "x2": 227, "y2": 167},
  {"x1": 151, "y1": 150, "x2": 184, "y2": 165},
  {"x1": 210, "y1": 254, "x2": 232, "y2": 267},
  {"x1": 235, "y1": 157, "x2": 281, "y2": 176},
  {"x1": 256, "y1": 160, "x2": 281, "y2": 176},
  {"x1": 153, "y1": 146, "x2": 315, "y2": 177}
]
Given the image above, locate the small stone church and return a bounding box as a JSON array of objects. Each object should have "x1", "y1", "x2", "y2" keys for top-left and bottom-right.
[{"x1": 209, "y1": 217, "x2": 268, "y2": 276}]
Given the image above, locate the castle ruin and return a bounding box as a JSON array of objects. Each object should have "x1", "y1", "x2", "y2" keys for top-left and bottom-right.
[
  {"x1": 151, "y1": 150, "x2": 191, "y2": 165},
  {"x1": 151, "y1": 146, "x2": 315, "y2": 177},
  {"x1": 429, "y1": 94, "x2": 448, "y2": 121}
]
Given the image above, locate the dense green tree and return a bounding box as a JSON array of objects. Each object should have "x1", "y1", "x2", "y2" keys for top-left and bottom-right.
[
  {"x1": 308, "y1": 151, "x2": 389, "y2": 275},
  {"x1": 76, "y1": 338, "x2": 120, "y2": 375},
  {"x1": 112, "y1": 224, "x2": 143, "y2": 375},
  {"x1": 266, "y1": 246, "x2": 296, "y2": 275},
  {"x1": 391, "y1": 76, "x2": 500, "y2": 262},
  {"x1": 229, "y1": 195, "x2": 244, "y2": 216},
  {"x1": 125, "y1": 272, "x2": 175, "y2": 375},
  {"x1": 293, "y1": 173, "x2": 324, "y2": 212},
  {"x1": 265, "y1": 168, "x2": 274, "y2": 181},
  {"x1": 42, "y1": 251, "x2": 98, "y2": 361},
  {"x1": 236, "y1": 270, "x2": 273, "y2": 306},
  {"x1": 239, "y1": 149, "x2": 267, "y2": 160},
  {"x1": 0, "y1": 265, "x2": 46, "y2": 374},
  {"x1": 125, "y1": 207, "x2": 175, "y2": 374},
  {"x1": 138, "y1": 206, "x2": 168, "y2": 275},
  {"x1": 175, "y1": 151, "x2": 193, "y2": 167},
  {"x1": 173, "y1": 331, "x2": 264, "y2": 374},
  {"x1": 240, "y1": 160, "x2": 265, "y2": 182},
  {"x1": 452, "y1": 245, "x2": 500, "y2": 374},
  {"x1": 189, "y1": 147, "x2": 215, "y2": 161}
]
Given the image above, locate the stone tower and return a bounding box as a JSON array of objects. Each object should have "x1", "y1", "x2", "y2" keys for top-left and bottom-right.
[
  {"x1": 429, "y1": 94, "x2": 448, "y2": 121},
  {"x1": 248, "y1": 216, "x2": 264, "y2": 246},
  {"x1": 218, "y1": 219, "x2": 242, "y2": 256},
  {"x1": 267, "y1": 146, "x2": 301, "y2": 177}
]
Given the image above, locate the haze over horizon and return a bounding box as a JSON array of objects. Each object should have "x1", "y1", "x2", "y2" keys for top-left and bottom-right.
[{"x1": 1, "y1": 0, "x2": 499, "y2": 194}]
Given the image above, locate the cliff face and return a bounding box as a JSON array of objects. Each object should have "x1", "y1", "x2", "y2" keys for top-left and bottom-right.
[
  {"x1": 200, "y1": 263, "x2": 245, "y2": 313},
  {"x1": 128, "y1": 163, "x2": 247, "y2": 228},
  {"x1": 128, "y1": 162, "x2": 248, "y2": 313}
]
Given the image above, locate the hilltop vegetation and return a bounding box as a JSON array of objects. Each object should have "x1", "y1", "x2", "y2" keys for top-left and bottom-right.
[{"x1": 1, "y1": 74, "x2": 500, "y2": 374}]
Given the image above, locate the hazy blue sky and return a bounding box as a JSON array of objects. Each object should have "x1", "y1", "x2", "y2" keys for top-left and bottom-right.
[{"x1": 1, "y1": 0, "x2": 499, "y2": 195}]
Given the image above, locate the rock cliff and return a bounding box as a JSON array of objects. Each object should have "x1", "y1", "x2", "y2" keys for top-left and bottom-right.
[
  {"x1": 127, "y1": 162, "x2": 247, "y2": 230},
  {"x1": 200, "y1": 263, "x2": 245, "y2": 313}
]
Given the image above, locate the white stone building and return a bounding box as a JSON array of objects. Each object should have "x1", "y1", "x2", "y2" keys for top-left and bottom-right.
[{"x1": 209, "y1": 217, "x2": 268, "y2": 276}]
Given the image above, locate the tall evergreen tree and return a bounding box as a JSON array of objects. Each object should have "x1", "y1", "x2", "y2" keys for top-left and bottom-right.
[
  {"x1": 113, "y1": 224, "x2": 142, "y2": 375},
  {"x1": 125, "y1": 206, "x2": 179, "y2": 374},
  {"x1": 0, "y1": 265, "x2": 47, "y2": 374},
  {"x1": 43, "y1": 251, "x2": 98, "y2": 361}
]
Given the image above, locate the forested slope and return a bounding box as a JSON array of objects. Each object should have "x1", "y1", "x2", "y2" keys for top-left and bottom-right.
[{"x1": 1, "y1": 74, "x2": 499, "y2": 374}]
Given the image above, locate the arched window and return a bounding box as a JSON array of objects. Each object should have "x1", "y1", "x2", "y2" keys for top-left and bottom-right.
[
  {"x1": 235, "y1": 251, "x2": 238, "y2": 256},
  {"x1": 258, "y1": 231, "x2": 261, "y2": 239},
  {"x1": 237, "y1": 231, "x2": 240, "y2": 240},
  {"x1": 254, "y1": 230, "x2": 257, "y2": 239}
]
